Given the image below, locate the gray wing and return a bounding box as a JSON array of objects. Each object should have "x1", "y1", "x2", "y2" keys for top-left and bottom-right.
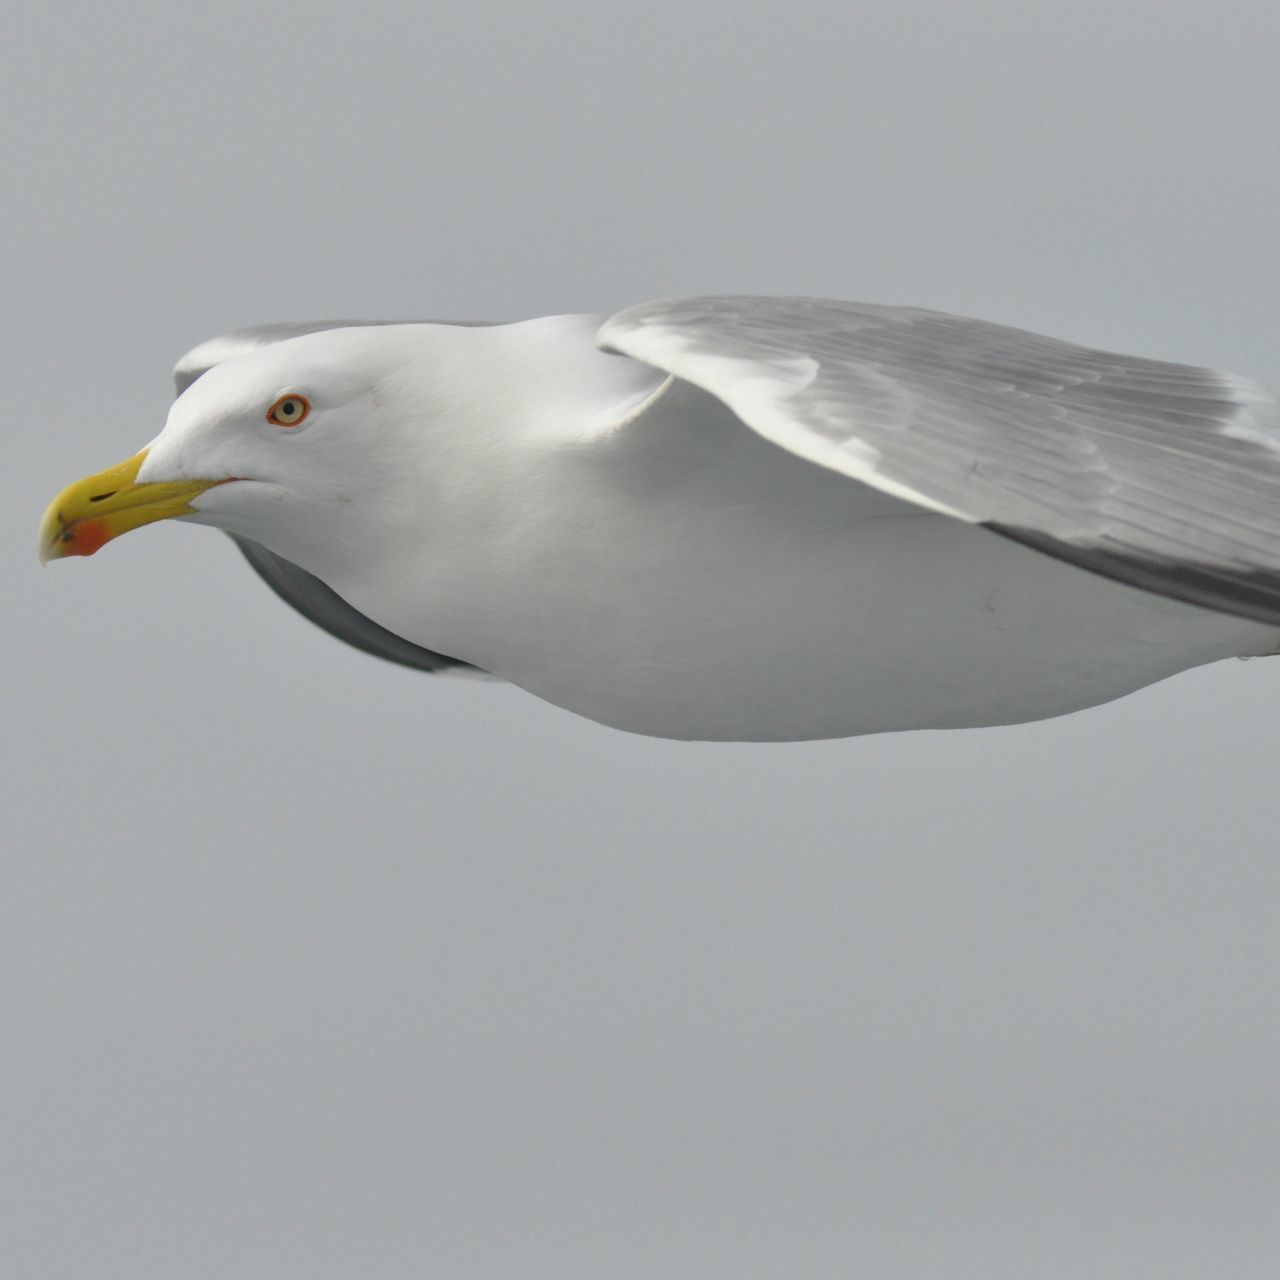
[
  {"x1": 175, "y1": 321, "x2": 496, "y2": 676},
  {"x1": 599, "y1": 295, "x2": 1280, "y2": 625}
]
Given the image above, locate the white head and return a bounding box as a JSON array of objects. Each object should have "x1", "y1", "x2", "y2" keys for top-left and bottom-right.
[
  {"x1": 40, "y1": 312, "x2": 653, "y2": 596},
  {"x1": 39, "y1": 325, "x2": 472, "y2": 577}
]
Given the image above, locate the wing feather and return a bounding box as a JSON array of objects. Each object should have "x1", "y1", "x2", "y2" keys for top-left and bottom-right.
[{"x1": 600, "y1": 295, "x2": 1280, "y2": 624}]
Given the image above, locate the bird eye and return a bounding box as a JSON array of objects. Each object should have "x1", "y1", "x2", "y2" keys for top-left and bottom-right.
[{"x1": 267, "y1": 394, "x2": 311, "y2": 427}]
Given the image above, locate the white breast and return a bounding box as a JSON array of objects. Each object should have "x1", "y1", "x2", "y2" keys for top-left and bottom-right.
[{"x1": 325, "y1": 376, "x2": 1280, "y2": 741}]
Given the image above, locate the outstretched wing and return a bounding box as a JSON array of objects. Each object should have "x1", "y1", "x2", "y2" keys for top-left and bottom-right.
[
  {"x1": 174, "y1": 320, "x2": 495, "y2": 676},
  {"x1": 599, "y1": 295, "x2": 1280, "y2": 626}
]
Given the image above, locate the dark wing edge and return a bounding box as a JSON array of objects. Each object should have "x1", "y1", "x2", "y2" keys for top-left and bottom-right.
[
  {"x1": 987, "y1": 524, "x2": 1280, "y2": 628},
  {"x1": 176, "y1": 320, "x2": 494, "y2": 677},
  {"x1": 600, "y1": 295, "x2": 1280, "y2": 628},
  {"x1": 229, "y1": 536, "x2": 486, "y2": 675}
]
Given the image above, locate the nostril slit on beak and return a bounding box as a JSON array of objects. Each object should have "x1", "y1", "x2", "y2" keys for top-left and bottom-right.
[{"x1": 88, "y1": 491, "x2": 117, "y2": 503}]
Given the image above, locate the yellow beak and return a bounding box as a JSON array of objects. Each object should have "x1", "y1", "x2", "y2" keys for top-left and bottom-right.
[{"x1": 38, "y1": 449, "x2": 229, "y2": 564}]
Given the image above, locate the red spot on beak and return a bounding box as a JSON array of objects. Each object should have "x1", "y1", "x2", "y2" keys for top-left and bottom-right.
[{"x1": 62, "y1": 519, "x2": 110, "y2": 557}]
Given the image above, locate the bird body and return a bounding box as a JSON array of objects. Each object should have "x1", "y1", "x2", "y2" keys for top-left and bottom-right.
[{"x1": 41, "y1": 298, "x2": 1280, "y2": 740}]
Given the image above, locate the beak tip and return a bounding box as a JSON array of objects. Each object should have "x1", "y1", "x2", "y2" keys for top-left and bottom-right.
[
  {"x1": 38, "y1": 449, "x2": 215, "y2": 566},
  {"x1": 36, "y1": 528, "x2": 57, "y2": 566}
]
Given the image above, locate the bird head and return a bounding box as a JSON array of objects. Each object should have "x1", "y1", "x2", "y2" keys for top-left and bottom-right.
[{"x1": 38, "y1": 327, "x2": 435, "y2": 574}]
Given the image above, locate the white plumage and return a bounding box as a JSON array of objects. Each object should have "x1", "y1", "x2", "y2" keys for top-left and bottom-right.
[{"x1": 44, "y1": 297, "x2": 1280, "y2": 740}]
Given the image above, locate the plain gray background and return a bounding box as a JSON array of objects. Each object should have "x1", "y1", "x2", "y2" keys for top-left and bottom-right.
[{"x1": 5, "y1": 2, "x2": 1280, "y2": 1276}]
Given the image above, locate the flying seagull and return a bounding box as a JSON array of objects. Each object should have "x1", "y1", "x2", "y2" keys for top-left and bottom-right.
[{"x1": 39, "y1": 296, "x2": 1280, "y2": 741}]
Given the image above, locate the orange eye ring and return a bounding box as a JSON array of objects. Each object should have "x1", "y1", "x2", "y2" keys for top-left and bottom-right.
[{"x1": 267, "y1": 393, "x2": 311, "y2": 427}]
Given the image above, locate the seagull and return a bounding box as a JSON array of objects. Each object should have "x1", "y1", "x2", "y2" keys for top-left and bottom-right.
[{"x1": 39, "y1": 296, "x2": 1280, "y2": 741}]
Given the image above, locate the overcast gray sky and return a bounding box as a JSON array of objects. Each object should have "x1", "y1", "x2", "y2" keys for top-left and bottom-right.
[{"x1": 5, "y1": 2, "x2": 1280, "y2": 1277}]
